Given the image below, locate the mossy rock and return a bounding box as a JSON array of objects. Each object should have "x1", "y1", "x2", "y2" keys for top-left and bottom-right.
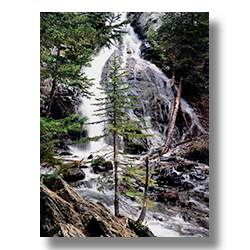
[{"x1": 185, "y1": 139, "x2": 209, "y2": 165}]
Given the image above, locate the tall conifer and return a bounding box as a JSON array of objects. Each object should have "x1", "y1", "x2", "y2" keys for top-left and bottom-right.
[{"x1": 91, "y1": 52, "x2": 155, "y2": 216}]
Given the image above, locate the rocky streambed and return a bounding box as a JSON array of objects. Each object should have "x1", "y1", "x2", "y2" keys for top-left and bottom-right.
[{"x1": 42, "y1": 135, "x2": 209, "y2": 237}]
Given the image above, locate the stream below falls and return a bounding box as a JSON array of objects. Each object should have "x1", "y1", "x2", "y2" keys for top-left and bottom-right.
[{"x1": 64, "y1": 144, "x2": 209, "y2": 237}]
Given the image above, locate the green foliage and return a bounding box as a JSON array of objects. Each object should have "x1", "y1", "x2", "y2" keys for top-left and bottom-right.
[{"x1": 147, "y1": 12, "x2": 209, "y2": 97}]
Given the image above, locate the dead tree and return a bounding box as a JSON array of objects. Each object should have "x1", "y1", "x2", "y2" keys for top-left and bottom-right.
[{"x1": 161, "y1": 78, "x2": 183, "y2": 155}]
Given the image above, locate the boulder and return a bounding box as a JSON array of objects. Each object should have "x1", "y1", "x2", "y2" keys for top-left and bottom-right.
[
  {"x1": 41, "y1": 176, "x2": 139, "y2": 237},
  {"x1": 63, "y1": 167, "x2": 85, "y2": 182}
]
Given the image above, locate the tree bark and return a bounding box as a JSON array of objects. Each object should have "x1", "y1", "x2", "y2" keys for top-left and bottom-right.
[
  {"x1": 161, "y1": 78, "x2": 183, "y2": 155},
  {"x1": 136, "y1": 156, "x2": 149, "y2": 224}
]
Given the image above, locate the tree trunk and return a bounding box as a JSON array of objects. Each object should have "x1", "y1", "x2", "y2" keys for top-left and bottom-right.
[
  {"x1": 167, "y1": 97, "x2": 175, "y2": 138},
  {"x1": 45, "y1": 79, "x2": 56, "y2": 118},
  {"x1": 136, "y1": 156, "x2": 149, "y2": 224},
  {"x1": 113, "y1": 80, "x2": 119, "y2": 217},
  {"x1": 161, "y1": 78, "x2": 183, "y2": 155}
]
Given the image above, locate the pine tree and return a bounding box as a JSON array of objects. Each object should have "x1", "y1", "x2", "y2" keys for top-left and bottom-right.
[
  {"x1": 91, "y1": 52, "x2": 156, "y2": 216},
  {"x1": 40, "y1": 13, "x2": 132, "y2": 176},
  {"x1": 40, "y1": 12, "x2": 131, "y2": 118}
]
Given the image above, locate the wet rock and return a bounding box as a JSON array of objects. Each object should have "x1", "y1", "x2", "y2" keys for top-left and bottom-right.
[
  {"x1": 182, "y1": 181, "x2": 195, "y2": 190},
  {"x1": 63, "y1": 167, "x2": 85, "y2": 182},
  {"x1": 153, "y1": 215, "x2": 163, "y2": 221},
  {"x1": 87, "y1": 154, "x2": 93, "y2": 159},
  {"x1": 165, "y1": 172, "x2": 182, "y2": 186}
]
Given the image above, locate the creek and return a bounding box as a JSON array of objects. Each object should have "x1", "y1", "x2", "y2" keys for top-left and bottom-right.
[{"x1": 66, "y1": 13, "x2": 209, "y2": 237}]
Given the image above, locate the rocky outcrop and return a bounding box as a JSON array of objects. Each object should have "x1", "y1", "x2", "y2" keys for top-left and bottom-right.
[
  {"x1": 40, "y1": 80, "x2": 81, "y2": 119},
  {"x1": 40, "y1": 176, "x2": 155, "y2": 237},
  {"x1": 40, "y1": 79, "x2": 87, "y2": 149},
  {"x1": 128, "y1": 12, "x2": 164, "y2": 40}
]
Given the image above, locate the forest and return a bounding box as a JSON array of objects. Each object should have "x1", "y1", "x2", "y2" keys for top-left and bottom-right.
[{"x1": 40, "y1": 12, "x2": 209, "y2": 237}]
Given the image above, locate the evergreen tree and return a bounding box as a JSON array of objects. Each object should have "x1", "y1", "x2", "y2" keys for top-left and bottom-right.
[
  {"x1": 40, "y1": 13, "x2": 132, "y2": 177},
  {"x1": 147, "y1": 12, "x2": 209, "y2": 97},
  {"x1": 40, "y1": 12, "x2": 131, "y2": 118},
  {"x1": 91, "y1": 52, "x2": 156, "y2": 216}
]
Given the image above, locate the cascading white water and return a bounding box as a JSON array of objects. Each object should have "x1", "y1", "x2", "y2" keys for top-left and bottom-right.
[{"x1": 118, "y1": 24, "x2": 206, "y2": 146}]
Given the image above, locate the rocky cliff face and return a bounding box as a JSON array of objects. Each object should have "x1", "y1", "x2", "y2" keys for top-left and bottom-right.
[{"x1": 40, "y1": 176, "x2": 155, "y2": 237}]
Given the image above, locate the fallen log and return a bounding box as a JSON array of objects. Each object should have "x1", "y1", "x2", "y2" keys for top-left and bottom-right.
[
  {"x1": 175, "y1": 138, "x2": 192, "y2": 146},
  {"x1": 161, "y1": 78, "x2": 183, "y2": 155},
  {"x1": 54, "y1": 157, "x2": 85, "y2": 166},
  {"x1": 149, "y1": 153, "x2": 160, "y2": 160}
]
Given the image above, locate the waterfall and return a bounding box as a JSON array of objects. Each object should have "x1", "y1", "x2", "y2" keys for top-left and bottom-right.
[{"x1": 69, "y1": 12, "x2": 205, "y2": 156}]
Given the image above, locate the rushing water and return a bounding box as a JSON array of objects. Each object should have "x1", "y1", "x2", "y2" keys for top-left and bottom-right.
[{"x1": 67, "y1": 13, "x2": 208, "y2": 237}]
